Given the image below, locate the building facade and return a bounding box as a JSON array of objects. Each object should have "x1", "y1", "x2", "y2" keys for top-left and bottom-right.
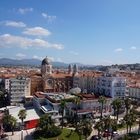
[
  {"x1": 41, "y1": 57, "x2": 76, "y2": 93},
  {"x1": 9, "y1": 76, "x2": 31, "y2": 104},
  {"x1": 95, "y1": 74, "x2": 126, "y2": 98},
  {"x1": 128, "y1": 86, "x2": 140, "y2": 99}
]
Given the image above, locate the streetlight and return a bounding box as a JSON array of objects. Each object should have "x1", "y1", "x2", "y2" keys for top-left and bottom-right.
[{"x1": 21, "y1": 130, "x2": 23, "y2": 140}]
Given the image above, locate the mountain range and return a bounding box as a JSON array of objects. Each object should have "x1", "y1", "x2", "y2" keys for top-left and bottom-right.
[{"x1": 0, "y1": 58, "x2": 87, "y2": 67}]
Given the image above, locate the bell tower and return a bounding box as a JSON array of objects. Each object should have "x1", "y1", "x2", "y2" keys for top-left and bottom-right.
[{"x1": 41, "y1": 56, "x2": 52, "y2": 77}]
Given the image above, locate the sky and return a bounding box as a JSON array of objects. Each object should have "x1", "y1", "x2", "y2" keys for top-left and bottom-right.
[{"x1": 0, "y1": 0, "x2": 140, "y2": 65}]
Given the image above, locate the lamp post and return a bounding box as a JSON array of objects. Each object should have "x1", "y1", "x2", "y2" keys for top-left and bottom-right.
[
  {"x1": 21, "y1": 130, "x2": 23, "y2": 140},
  {"x1": 21, "y1": 123, "x2": 24, "y2": 140}
]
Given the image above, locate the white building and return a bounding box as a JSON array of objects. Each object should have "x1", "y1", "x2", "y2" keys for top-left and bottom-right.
[
  {"x1": 5, "y1": 79, "x2": 10, "y2": 91},
  {"x1": 33, "y1": 92, "x2": 113, "y2": 123},
  {"x1": 128, "y1": 86, "x2": 140, "y2": 99},
  {"x1": 9, "y1": 76, "x2": 31, "y2": 104},
  {"x1": 73, "y1": 74, "x2": 96, "y2": 93},
  {"x1": 95, "y1": 74, "x2": 126, "y2": 98}
]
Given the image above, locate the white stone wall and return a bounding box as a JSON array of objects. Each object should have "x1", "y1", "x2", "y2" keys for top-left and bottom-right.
[{"x1": 95, "y1": 76, "x2": 126, "y2": 98}]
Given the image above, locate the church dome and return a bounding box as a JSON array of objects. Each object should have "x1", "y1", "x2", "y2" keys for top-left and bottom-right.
[{"x1": 42, "y1": 56, "x2": 50, "y2": 65}]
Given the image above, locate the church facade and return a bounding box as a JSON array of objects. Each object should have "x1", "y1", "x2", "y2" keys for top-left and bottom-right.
[{"x1": 41, "y1": 56, "x2": 78, "y2": 93}]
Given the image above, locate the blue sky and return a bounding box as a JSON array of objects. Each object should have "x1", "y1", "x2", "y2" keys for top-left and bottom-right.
[{"x1": 0, "y1": 0, "x2": 140, "y2": 65}]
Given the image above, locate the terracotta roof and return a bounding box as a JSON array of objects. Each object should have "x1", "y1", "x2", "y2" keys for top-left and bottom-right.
[
  {"x1": 80, "y1": 93, "x2": 97, "y2": 99},
  {"x1": 51, "y1": 73, "x2": 72, "y2": 78},
  {"x1": 129, "y1": 85, "x2": 140, "y2": 89}
]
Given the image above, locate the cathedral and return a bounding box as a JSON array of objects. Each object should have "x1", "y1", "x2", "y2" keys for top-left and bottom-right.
[{"x1": 41, "y1": 56, "x2": 78, "y2": 93}]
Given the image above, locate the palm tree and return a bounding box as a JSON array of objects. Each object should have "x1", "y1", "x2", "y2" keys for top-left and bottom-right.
[
  {"x1": 59, "y1": 100, "x2": 66, "y2": 129},
  {"x1": 94, "y1": 119, "x2": 105, "y2": 137},
  {"x1": 111, "y1": 100, "x2": 117, "y2": 118},
  {"x1": 111, "y1": 98, "x2": 122, "y2": 120},
  {"x1": 18, "y1": 109, "x2": 27, "y2": 140},
  {"x1": 98, "y1": 96, "x2": 106, "y2": 119},
  {"x1": 103, "y1": 116, "x2": 113, "y2": 140},
  {"x1": 18, "y1": 109, "x2": 27, "y2": 125},
  {"x1": 124, "y1": 98, "x2": 131, "y2": 133},
  {"x1": 73, "y1": 97, "x2": 81, "y2": 128},
  {"x1": 124, "y1": 98, "x2": 131, "y2": 115},
  {"x1": 124, "y1": 108, "x2": 137, "y2": 134}
]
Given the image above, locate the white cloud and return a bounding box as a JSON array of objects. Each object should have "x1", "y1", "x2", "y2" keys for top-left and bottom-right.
[
  {"x1": 18, "y1": 8, "x2": 33, "y2": 14},
  {"x1": 0, "y1": 34, "x2": 64, "y2": 50},
  {"x1": 130, "y1": 46, "x2": 137, "y2": 50},
  {"x1": 51, "y1": 44, "x2": 64, "y2": 50},
  {"x1": 42, "y1": 12, "x2": 56, "y2": 22},
  {"x1": 69, "y1": 51, "x2": 79, "y2": 55},
  {"x1": 16, "y1": 53, "x2": 26, "y2": 58},
  {"x1": 42, "y1": 13, "x2": 48, "y2": 18},
  {"x1": 33, "y1": 55, "x2": 43, "y2": 60},
  {"x1": 48, "y1": 56, "x2": 55, "y2": 62},
  {"x1": 23, "y1": 27, "x2": 51, "y2": 36},
  {"x1": 114, "y1": 48, "x2": 123, "y2": 52},
  {"x1": 4, "y1": 21, "x2": 26, "y2": 28}
]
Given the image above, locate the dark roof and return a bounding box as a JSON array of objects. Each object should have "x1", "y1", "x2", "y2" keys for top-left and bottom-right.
[{"x1": 42, "y1": 57, "x2": 50, "y2": 65}]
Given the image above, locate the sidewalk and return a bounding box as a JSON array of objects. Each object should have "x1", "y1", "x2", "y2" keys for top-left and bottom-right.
[{"x1": 3, "y1": 128, "x2": 35, "y2": 140}]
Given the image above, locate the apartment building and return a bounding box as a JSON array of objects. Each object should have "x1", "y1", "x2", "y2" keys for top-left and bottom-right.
[
  {"x1": 9, "y1": 76, "x2": 31, "y2": 104},
  {"x1": 128, "y1": 86, "x2": 140, "y2": 99},
  {"x1": 95, "y1": 74, "x2": 126, "y2": 98}
]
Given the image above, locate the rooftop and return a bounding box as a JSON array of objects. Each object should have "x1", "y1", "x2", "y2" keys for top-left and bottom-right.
[{"x1": 0, "y1": 106, "x2": 40, "y2": 123}]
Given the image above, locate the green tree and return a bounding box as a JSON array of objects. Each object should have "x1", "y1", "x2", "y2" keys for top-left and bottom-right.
[
  {"x1": 82, "y1": 119, "x2": 92, "y2": 140},
  {"x1": 75, "y1": 121, "x2": 83, "y2": 140},
  {"x1": 94, "y1": 119, "x2": 105, "y2": 137},
  {"x1": 59, "y1": 100, "x2": 66, "y2": 129},
  {"x1": 18, "y1": 109, "x2": 27, "y2": 124},
  {"x1": 73, "y1": 97, "x2": 81, "y2": 128},
  {"x1": 18, "y1": 109, "x2": 26, "y2": 140},
  {"x1": 34, "y1": 114, "x2": 61, "y2": 139},
  {"x1": 111, "y1": 98, "x2": 122, "y2": 120},
  {"x1": 124, "y1": 98, "x2": 131, "y2": 133},
  {"x1": 103, "y1": 116, "x2": 113, "y2": 140},
  {"x1": 3, "y1": 114, "x2": 17, "y2": 135},
  {"x1": 37, "y1": 114, "x2": 54, "y2": 131},
  {"x1": 98, "y1": 96, "x2": 106, "y2": 119},
  {"x1": 0, "y1": 91, "x2": 4, "y2": 107},
  {"x1": 9, "y1": 116, "x2": 17, "y2": 135},
  {"x1": 124, "y1": 108, "x2": 137, "y2": 133},
  {"x1": 124, "y1": 98, "x2": 131, "y2": 115}
]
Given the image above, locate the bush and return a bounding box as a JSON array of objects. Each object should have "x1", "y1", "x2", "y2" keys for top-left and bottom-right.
[
  {"x1": 33, "y1": 125, "x2": 62, "y2": 139},
  {"x1": 46, "y1": 125, "x2": 62, "y2": 138},
  {"x1": 33, "y1": 130, "x2": 44, "y2": 139}
]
